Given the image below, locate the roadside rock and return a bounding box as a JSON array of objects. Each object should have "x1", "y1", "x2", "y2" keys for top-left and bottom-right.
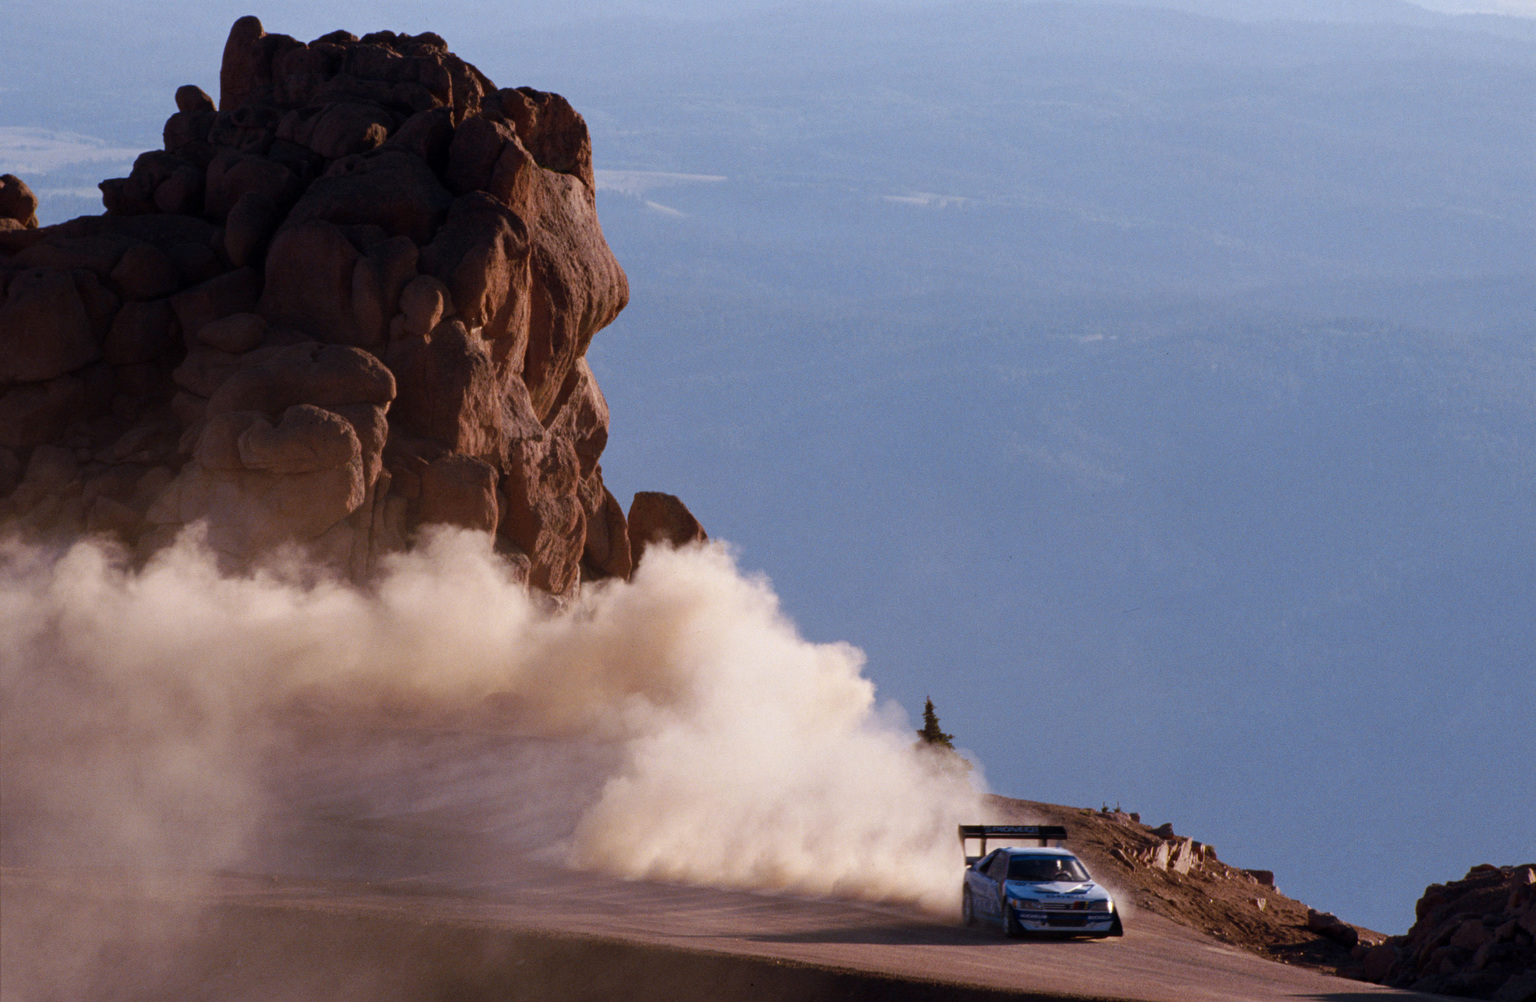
[
  {"x1": 1307, "y1": 909, "x2": 1360, "y2": 949},
  {"x1": 1359, "y1": 864, "x2": 1536, "y2": 1000}
]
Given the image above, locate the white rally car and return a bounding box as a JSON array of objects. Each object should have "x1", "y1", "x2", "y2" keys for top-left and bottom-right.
[{"x1": 959, "y1": 825, "x2": 1124, "y2": 938}]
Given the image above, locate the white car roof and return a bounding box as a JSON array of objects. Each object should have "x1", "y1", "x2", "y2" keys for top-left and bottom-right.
[{"x1": 998, "y1": 846, "x2": 1078, "y2": 857}]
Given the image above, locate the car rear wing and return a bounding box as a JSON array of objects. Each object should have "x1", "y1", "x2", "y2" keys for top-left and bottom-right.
[{"x1": 959, "y1": 824, "x2": 1069, "y2": 864}]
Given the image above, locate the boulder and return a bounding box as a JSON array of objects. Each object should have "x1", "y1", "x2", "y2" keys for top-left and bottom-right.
[
  {"x1": 23, "y1": 444, "x2": 79, "y2": 487},
  {"x1": 418, "y1": 452, "x2": 498, "y2": 531},
  {"x1": 104, "y1": 299, "x2": 178, "y2": 365},
  {"x1": 176, "y1": 85, "x2": 216, "y2": 115},
  {"x1": 163, "y1": 106, "x2": 217, "y2": 160},
  {"x1": 195, "y1": 312, "x2": 266, "y2": 354},
  {"x1": 0, "y1": 366, "x2": 111, "y2": 450},
  {"x1": 294, "y1": 101, "x2": 395, "y2": 160},
  {"x1": 419, "y1": 192, "x2": 530, "y2": 351},
  {"x1": 1362, "y1": 943, "x2": 1398, "y2": 983},
  {"x1": 219, "y1": 16, "x2": 269, "y2": 112},
  {"x1": 204, "y1": 149, "x2": 299, "y2": 222},
  {"x1": 383, "y1": 108, "x2": 455, "y2": 170},
  {"x1": 397, "y1": 274, "x2": 452, "y2": 337},
  {"x1": 0, "y1": 175, "x2": 40, "y2": 230},
  {"x1": 445, "y1": 115, "x2": 519, "y2": 196},
  {"x1": 12, "y1": 235, "x2": 128, "y2": 277},
  {"x1": 154, "y1": 458, "x2": 365, "y2": 556},
  {"x1": 194, "y1": 411, "x2": 265, "y2": 470},
  {"x1": 257, "y1": 220, "x2": 361, "y2": 342},
  {"x1": 238, "y1": 404, "x2": 360, "y2": 474},
  {"x1": 223, "y1": 191, "x2": 280, "y2": 267},
  {"x1": 329, "y1": 402, "x2": 389, "y2": 485},
  {"x1": 1307, "y1": 909, "x2": 1360, "y2": 949},
  {"x1": 0, "y1": 380, "x2": 80, "y2": 450},
  {"x1": 579, "y1": 476, "x2": 632, "y2": 580},
  {"x1": 170, "y1": 267, "x2": 261, "y2": 347},
  {"x1": 172, "y1": 347, "x2": 243, "y2": 398},
  {"x1": 208, "y1": 341, "x2": 395, "y2": 417},
  {"x1": 351, "y1": 234, "x2": 419, "y2": 347},
  {"x1": 628, "y1": 491, "x2": 707, "y2": 567},
  {"x1": 387, "y1": 319, "x2": 536, "y2": 459},
  {"x1": 284, "y1": 150, "x2": 451, "y2": 244},
  {"x1": 110, "y1": 243, "x2": 182, "y2": 300},
  {"x1": 493, "y1": 88, "x2": 596, "y2": 192},
  {"x1": 0, "y1": 268, "x2": 101, "y2": 382},
  {"x1": 1169, "y1": 837, "x2": 1201, "y2": 876}
]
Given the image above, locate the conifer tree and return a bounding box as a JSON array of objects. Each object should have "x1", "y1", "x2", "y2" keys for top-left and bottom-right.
[{"x1": 916, "y1": 696, "x2": 956, "y2": 750}]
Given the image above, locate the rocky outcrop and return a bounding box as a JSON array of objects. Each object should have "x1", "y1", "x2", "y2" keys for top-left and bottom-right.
[
  {"x1": 1352, "y1": 864, "x2": 1536, "y2": 1001},
  {"x1": 0, "y1": 175, "x2": 40, "y2": 231},
  {"x1": 1306, "y1": 908, "x2": 1360, "y2": 949},
  {"x1": 0, "y1": 19, "x2": 699, "y2": 591},
  {"x1": 627, "y1": 491, "x2": 707, "y2": 568}
]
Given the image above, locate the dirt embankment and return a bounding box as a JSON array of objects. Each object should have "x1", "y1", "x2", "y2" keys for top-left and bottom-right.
[{"x1": 985, "y1": 796, "x2": 1384, "y2": 972}]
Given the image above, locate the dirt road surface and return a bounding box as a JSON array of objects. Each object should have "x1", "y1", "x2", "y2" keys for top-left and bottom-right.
[{"x1": 2, "y1": 727, "x2": 1434, "y2": 1001}]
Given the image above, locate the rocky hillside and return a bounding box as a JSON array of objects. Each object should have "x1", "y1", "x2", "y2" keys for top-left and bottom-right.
[
  {"x1": 990, "y1": 796, "x2": 1535, "y2": 1000},
  {"x1": 986, "y1": 797, "x2": 1386, "y2": 964},
  {"x1": 0, "y1": 18, "x2": 703, "y2": 592}
]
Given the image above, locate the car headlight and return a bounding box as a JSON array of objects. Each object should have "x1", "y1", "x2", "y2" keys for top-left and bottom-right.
[
  {"x1": 1088, "y1": 899, "x2": 1113, "y2": 912},
  {"x1": 1008, "y1": 897, "x2": 1040, "y2": 911}
]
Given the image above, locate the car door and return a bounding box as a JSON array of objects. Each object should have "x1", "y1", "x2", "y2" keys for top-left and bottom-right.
[
  {"x1": 967, "y1": 850, "x2": 999, "y2": 918},
  {"x1": 984, "y1": 851, "x2": 1012, "y2": 917}
]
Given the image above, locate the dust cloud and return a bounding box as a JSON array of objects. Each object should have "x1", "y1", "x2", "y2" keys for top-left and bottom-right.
[{"x1": 1, "y1": 527, "x2": 983, "y2": 995}]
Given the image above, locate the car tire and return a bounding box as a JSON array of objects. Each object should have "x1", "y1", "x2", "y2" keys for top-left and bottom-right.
[
  {"x1": 1004, "y1": 902, "x2": 1026, "y2": 939},
  {"x1": 1110, "y1": 913, "x2": 1124, "y2": 937},
  {"x1": 961, "y1": 888, "x2": 978, "y2": 927}
]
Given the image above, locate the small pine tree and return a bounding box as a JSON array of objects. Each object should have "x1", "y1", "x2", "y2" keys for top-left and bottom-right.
[{"x1": 916, "y1": 696, "x2": 956, "y2": 751}]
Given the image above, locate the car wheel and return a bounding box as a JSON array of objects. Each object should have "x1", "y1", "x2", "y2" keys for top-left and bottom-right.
[
  {"x1": 1004, "y1": 902, "x2": 1026, "y2": 939},
  {"x1": 961, "y1": 888, "x2": 978, "y2": 927},
  {"x1": 1110, "y1": 913, "x2": 1124, "y2": 937}
]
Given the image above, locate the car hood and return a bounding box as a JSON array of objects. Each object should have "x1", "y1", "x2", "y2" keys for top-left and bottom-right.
[{"x1": 1005, "y1": 880, "x2": 1112, "y2": 901}]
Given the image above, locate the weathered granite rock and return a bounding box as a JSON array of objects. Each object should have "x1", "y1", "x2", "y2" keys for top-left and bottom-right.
[
  {"x1": 1307, "y1": 909, "x2": 1360, "y2": 949},
  {"x1": 1358, "y1": 864, "x2": 1536, "y2": 1000},
  {"x1": 628, "y1": 491, "x2": 708, "y2": 567},
  {"x1": 0, "y1": 175, "x2": 40, "y2": 230},
  {"x1": 0, "y1": 269, "x2": 102, "y2": 381},
  {"x1": 0, "y1": 18, "x2": 702, "y2": 592}
]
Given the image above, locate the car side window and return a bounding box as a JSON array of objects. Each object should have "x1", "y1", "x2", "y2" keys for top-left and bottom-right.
[
  {"x1": 973, "y1": 850, "x2": 995, "y2": 875},
  {"x1": 986, "y1": 852, "x2": 1011, "y2": 881}
]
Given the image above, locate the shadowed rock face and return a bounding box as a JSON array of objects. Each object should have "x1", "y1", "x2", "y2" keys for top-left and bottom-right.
[
  {"x1": 1354, "y1": 864, "x2": 1536, "y2": 1001},
  {"x1": 0, "y1": 17, "x2": 698, "y2": 592}
]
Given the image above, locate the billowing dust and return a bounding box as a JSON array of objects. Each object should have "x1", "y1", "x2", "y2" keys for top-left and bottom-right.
[{"x1": 1, "y1": 528, "x2": 984, "y2": 996}]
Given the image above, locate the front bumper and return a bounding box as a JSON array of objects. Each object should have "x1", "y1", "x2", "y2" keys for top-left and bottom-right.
[{"x1": 1010, "y1": 907, "x2": 1117, "y2": 932}]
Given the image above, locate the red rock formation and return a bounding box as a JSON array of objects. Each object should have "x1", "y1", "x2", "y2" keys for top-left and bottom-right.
[
  {"x1": 628, "y1": 491, "x2": 708, "y2": 568},
  {"x1": 0, "y1": 18, "x2": 699, "y2": 592},
  {"x1": 1354, "y1": 864, "x2": 1536, "y2": 1000}
]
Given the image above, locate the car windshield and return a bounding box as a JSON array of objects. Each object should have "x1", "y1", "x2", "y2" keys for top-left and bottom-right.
[{"x1": 1008, "y1": 855, "x2": 1090, "y2": 882}]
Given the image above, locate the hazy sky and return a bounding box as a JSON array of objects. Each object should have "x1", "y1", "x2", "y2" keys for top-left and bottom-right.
[{"x1": 4, "y1": 0, "x2": 1533, "y2": 938}]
